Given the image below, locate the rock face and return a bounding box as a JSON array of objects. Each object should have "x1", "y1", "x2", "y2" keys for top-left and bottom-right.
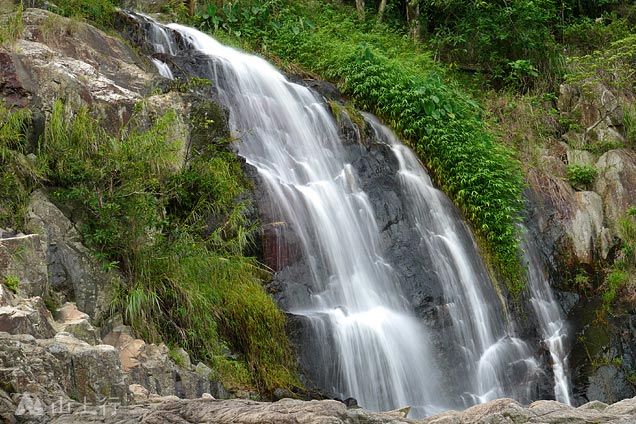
[
  {"x1": 5, "y1": 8, "x2": 153, "y2": 129},
  {"x1": 0, "y1": 233, "x2": 49, "y2": 298},
  {"x1": 568, "y1": 190, "x2": 612, "y2": 264},
  {"x1": 424, "y1": 397, "x2": 636, "y2": 424},
  {"x1": 27, "y1": 190, "x2": 117, "y2": 321},
  {"x1": 594, "y1": 149, "x2": 636, "y2": 231},
  {"x1": 0, "y1": 296, "x2": 56, "y2": 338}
]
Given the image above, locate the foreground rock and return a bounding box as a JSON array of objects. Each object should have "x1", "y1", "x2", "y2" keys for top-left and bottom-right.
[
  {"x1": 424, "y1": 398, "x2": 636, "y2": 423},
  {"x1": 0, "y1": 396, "x2": 631, "y2": 423}
]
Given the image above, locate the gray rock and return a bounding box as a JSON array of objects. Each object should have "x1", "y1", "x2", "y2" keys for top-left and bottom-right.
[
  {"x1": 169, "y1": 347, "x2": 192, "y2": 369},
  {"x1": 10, "y1": 8, "x2": 153, "y2": 129},
  {"x1": 586, "y1": 365, "x2": 635, "y2": 405},
  {"x1": 102, "y1": 325, "x2": 221, "y2": 400},
  {"x1": 604, "y1": 397, "x2": 636, "y2": 415},
  {"x1": 27, "y1": 190, "x2": 118, "y2": 321},
  {"x1": 0, "y1": 283, "x2": 16, "y2": 307},
  {"x1": 558, "y1": 82, "x2": 626, "y2": 145},
  {"x1": 566, "y1": 146, "x2": 595, "y2": 168},
  {"x1": 0, "y1": 296, "x2": 56, "y2": 338},
  {"x1": 37, "y1": 333, "x2": 128, "y2": 404},
  {"x1": 0, "y1": 332, "x2": 67, "y2": 399},
  {"x1": 577, "y1": 400, "x2": 608, "y2": 411},
  {"x1": 0, "y1": 233, "x2": 49, "y2": 298},
  {"x1": 60, "y1": 318, "x2": 100, "y2": 345},
  {"x1": 109, "y1": 398, "x2": 418, "y2": 424},
  {"x1": 566, "y1": 191, "x2": 612, "y2": 263},
  {"x1": 594, "y1": 149, "x2": 636, "y2": 232},
  {"x1": 127, "y1": 342, "x2": 211, "y2": 399}
]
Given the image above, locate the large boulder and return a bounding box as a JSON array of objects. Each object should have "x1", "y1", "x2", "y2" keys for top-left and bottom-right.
[
  {"x1": 566, "y1": 191, "x2": 612, "y2": 264},
  {"x1": 102, "y1": 325, "x2": 224, "y2": 400},
  {"x1": 56, "y1": 303, "x2": 100, "y2": 345},
  {"x1": 27, "y1": 190, "x2": 118, "y2": 321},
  {"x1": 0, "y1": 332, "x2": 69, "y2": 401},
  {"x1": 594, "y1": 149, "x2": 636, "y2": 230}
]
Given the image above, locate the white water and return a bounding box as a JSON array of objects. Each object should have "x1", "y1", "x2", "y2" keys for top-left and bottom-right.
[
  {"x1": 151, "y1": 58, "x2": 174, "y2": 79},
  {"x1": 523, "y1": 233, "x2": 572, "y2": 404},
  {"x1": 136, "y1": 15, "x2": 569, "y2": 414},
  {"x1": 365, "y1": 115, "x2": 541, "y2": 406}
]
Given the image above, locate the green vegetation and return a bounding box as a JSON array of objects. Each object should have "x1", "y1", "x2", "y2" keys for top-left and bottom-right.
[
  {"x1": 2, "y1": 275, "x2": 20, "y2": 294},
  {"x1": 0, "y1": 103, "x2": 40, "y2": 230},
  {"x1": 0, "y1": 1, "x2": 24, "y2": 46},
  {"x1": 34, "y1": 99, "x2": 298, "y2": 393},
  {"x1": 566, "y1": 164, "x2": 598, "y2": 188},
  {"x1": 566, "y1": 34, "x2": 636, "y2": 92},
  {"x1": 602, "y1": 207, "x2": 636, "y2": 315},
  {"x1": 51, "y1": 0, "x2": 118, "y2": 29}
]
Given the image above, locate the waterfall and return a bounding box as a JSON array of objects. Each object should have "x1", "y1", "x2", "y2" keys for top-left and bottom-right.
[
  {"x1": 522, "y1": 232, "x2": 572, "y2": 404},
  {"x1": 132, "y1": 14, "x2": 568, "y2": 415}
]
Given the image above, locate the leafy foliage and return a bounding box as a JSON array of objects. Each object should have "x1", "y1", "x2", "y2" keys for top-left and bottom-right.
[
  {"x1": 2, "y1": 275, "x2": 20, "y2": 294},
  {"x1": 40, "y1": 100, "x2": 298, "y2": 393},
  {"x1": 51, "y1": 0, "x2": 119, "y2": 29},
  {"x1": 422, "y1": 0, "x2": 564, "y2": 91},
  {"x1": 566, "y1": 164, "x2": 598, "y2": 188},
  {"x1": 566, "y1": 34, "x2": 636, "y2": 93}
]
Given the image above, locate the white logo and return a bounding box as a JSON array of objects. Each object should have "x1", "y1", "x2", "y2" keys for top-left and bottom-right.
[{"x1": 15, "y1": 393, "x2": 45, "y2": 416}]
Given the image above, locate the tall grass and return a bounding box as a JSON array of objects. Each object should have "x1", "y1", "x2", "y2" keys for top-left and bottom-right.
[
  {"x1": 41, "y1": 99, "x2": 299, "y2": 393},
  {"x1": 0, "y1": 102, "x2": 41, "y2": 230}
]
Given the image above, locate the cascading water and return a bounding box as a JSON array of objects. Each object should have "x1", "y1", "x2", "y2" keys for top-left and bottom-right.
[
  {"x1": 365, "y1": 115, "x2": 541, "y2": 406},
  {"x1": 522, "y1": 232, "x2": 572, "y2": 404},
  {"x1": 133, "y1": 14, "x2": 568, "y2": 415},
  {"x1": 151, "y1": 58, "x2": 174, "y2": 79}
]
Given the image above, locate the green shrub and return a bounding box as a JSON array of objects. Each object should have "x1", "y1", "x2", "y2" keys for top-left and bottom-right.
[
  {"x1": 562, "y1": 14, "x2": 632, "y2": 55},
  {"x1": 566, "y1": 34, "x2": 636, "y2": 93},
  {"x1": 566, "y1": 164, "x2": 598, "y2": 188},
  {"x1": 52, "y1": 0, "x2": 118, "y2": 29},
  {"x1": 2, "y1": 275, "x2": 20, "y2": 294},
  {"x1": 602, "y1": 269, "x2": 629, "y2": 312},
  {"x1": 422, "y1": 0, "x2": 564, "y2": 91},
  {"x1": 624, "y1": 102, "x2": 636, "y2": 143},
  {"x1": 601, "y1": 207, "x2": 636, "y2": 314}
]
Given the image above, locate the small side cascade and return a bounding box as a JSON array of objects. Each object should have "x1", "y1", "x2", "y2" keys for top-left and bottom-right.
[
  {"x1": 522, "y1": 231, "x2": 572, "y2": 405},
  {"x1": 151, "y1": 58, "x2": 174, "y2": 79}
]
